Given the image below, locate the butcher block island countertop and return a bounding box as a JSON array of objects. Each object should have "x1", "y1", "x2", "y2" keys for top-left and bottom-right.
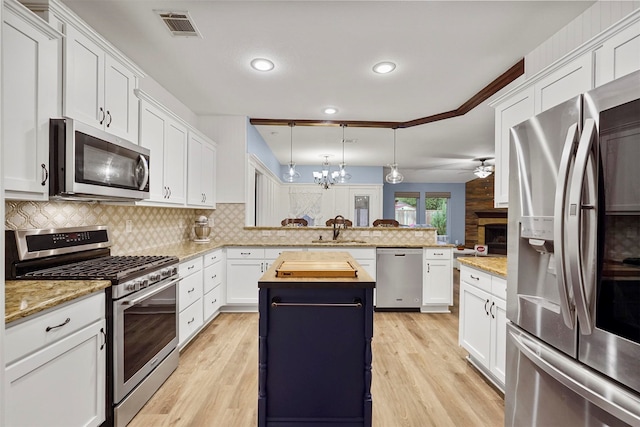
[{"x1": 258, "y1": 251, "x2": 375, "y2": 288}]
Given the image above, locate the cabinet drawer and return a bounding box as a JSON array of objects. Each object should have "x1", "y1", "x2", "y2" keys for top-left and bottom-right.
[
  {"x1": 179, "y1": 273, "x2": 203, "y2": 312},
  {"x1": 492, "y1": 276, "x2": 507, "y2": 300},
  {"x1": 226, "y1": 248, "x2": 265, "y2": 259},
  {"x1": 203, "y1": 262, "x2": 223, "y2": 294},
  {"x1": 264, "y1": 247, "x2": 298, "y2": 260},
  {"x1": 460, "y1": 266, "x2": 492, "y2": 294},
  {"x1": 425, "y1": 248, "x2": 451, "y2": 259},
  {"x1": 203, "y1": 249, "x2": 223, "y2": 267},
  {"x1": 179, "y1": 300, "x2": 203, "y2": 346},
  {"x1": 6, "y1": 292, "x2": 105, "y2": 365},
  {"x1": 203, "y1": 286, "x2": 222, "y2": 320},
  {"x1": 179, "y1": 257, "x2": 203, "y2": 277}
]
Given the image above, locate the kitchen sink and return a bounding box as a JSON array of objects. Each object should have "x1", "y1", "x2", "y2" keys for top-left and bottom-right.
[{"x1": 310, "y1": 239, "x2": 368, "y2": 244}]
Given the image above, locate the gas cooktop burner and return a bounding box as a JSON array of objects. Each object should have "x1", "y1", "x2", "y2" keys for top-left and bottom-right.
[{"x1": 23, "y1": 255, "x2": 177, "y2": 280}]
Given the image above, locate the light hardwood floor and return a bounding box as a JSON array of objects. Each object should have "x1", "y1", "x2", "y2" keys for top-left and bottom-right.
[{"x1": 130, "y1": 271, "x2": 504, "y2": 426}]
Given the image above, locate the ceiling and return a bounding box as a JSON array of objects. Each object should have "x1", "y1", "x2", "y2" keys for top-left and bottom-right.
[{"x1": 62, "y1": 0, "x2": 595, "y2": 183}]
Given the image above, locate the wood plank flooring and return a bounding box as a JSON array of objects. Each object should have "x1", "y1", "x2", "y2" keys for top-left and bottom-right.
[{"x1": 130, "y1": 270, "x2": 504, "y2": 426}]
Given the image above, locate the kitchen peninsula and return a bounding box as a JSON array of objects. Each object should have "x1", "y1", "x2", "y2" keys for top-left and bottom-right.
[{"x1": 257, "y1": 251, "x2": 374, "y2": 427}]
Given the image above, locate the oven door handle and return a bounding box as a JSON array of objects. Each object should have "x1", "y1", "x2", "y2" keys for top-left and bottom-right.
[{"x1": 121, "y1": 277, "x2": 180, "y2": 305}]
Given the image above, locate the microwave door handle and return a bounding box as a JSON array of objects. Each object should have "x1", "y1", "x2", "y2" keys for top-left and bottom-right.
[
  {"x1": 138, "y1": 154, "x2": 149, "y2": 191},
  {"x1": 567, "y1": 118, "x2": 598, "y2": 335},
  {"x1": 554, "y1": 122, "x2": 579, "y2": 329}
]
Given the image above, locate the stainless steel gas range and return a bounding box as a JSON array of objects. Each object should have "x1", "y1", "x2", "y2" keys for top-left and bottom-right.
[{"x1": 6, "y1": 225, "x2": 181, "y2": 427}]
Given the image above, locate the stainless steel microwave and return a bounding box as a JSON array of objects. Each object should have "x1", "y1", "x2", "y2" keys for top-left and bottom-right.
[{"x1": 49, "y1": 118, "x2": 150, "y2": 201}]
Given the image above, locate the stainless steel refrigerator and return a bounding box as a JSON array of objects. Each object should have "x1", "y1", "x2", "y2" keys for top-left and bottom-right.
[{"x1": 506, "y1": 70, "x2": 640, "y2": 426}]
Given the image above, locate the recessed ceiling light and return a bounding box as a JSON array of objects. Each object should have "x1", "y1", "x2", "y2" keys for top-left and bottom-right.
[
  {"x1": 323, "y1": 107, "x2": 338, "y2": 115},
  {"x1": 250, "y1": 58, "x2": 274, "y2": 72},
  {"x1": 373, "y1": 61, "x2": 396, "y2": 74}
]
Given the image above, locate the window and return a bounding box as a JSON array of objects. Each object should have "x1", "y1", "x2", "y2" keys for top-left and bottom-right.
[
  {"x1": 425, "y1": 192, "x2": 450, "y2": 243},
  {"x1": 354, "y1": 195, "x2": 370, "y2": 227},
  {"x1": 394, "y1": 192, "x2": 418, "y2": 226}
]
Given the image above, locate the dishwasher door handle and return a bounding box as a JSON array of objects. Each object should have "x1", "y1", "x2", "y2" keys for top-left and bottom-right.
[{"x1": 394, "y1": 254, "x2": 406, "y2": 257}]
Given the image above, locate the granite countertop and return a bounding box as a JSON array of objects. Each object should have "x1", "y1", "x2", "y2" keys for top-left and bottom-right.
[
  {"x1": 5, "y1": 280, "x2": 111, "y2": 324},
  {"x1": 457, "y1": 256, "x2": 508, "y2": 277}
]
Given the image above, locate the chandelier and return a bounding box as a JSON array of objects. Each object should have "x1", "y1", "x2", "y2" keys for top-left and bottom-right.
[
  {"x1": 313, "y1": 125, "x2": 351, "y2": 189},
  {"x1": 474, "y1": 158, "x2": 494, "y2": 179}
]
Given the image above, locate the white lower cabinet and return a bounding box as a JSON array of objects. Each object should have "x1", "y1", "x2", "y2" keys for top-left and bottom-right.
[
  {"x1": 422, "y1": 248, "x2": 453, "y2": 312},
  {"x1": 5, "y1": 292, "x2": 106, "y2": 427},
  {"x1": 178, "y1": 257, "x2": 204, "y2": 349},
  {"x1": 226, "y1": 248, "x2": 266, "y2": 307},
  {"x1": 203, "y1": 249, "x2": 224, "y2": 321},
  {"x1": 459, "y1": 265, "x2": 507, "y2": 390}
]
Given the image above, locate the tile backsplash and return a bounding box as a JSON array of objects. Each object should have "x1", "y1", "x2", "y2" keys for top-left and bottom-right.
[
  {"x1": 5, "y1": 201, "x2": 439, "y2": 254},
  {"x1": 5, "y1": 201, "x2": 213, "y2": 255}
]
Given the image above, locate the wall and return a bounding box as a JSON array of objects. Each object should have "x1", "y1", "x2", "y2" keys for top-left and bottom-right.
[
  {"x1": 381, "y1": 182, "x2": 465, "y2": 245},
  {"x1": 247, "y1": 123, "x2": 282, "y2": 178},
  {"x1": 5, "y1": 201, "x2": 212, "y2": 255},
  {"x1": 526, "y1": 0, "x2": 640, "y2": 76},
  {"x1": 464, "y1": 175, "x2": 507, "y2": 248}
]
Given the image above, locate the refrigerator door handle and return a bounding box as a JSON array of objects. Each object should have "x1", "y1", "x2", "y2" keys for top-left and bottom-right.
[
  {"x1": 509, "y1": 328, "x2": 640, "y2": 426},
  {"x1": 553, "y1": 122, "x2": 579, "y2": 329},
  {"x1": 567, "y1": 118, "x2": 598, "y2": 335}
]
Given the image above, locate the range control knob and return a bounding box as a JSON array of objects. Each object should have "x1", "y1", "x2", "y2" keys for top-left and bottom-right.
[
  {"x1": 126, "y1": 281, "x2": 139, "y2": 292},
  {"x1": 170, "y1": 266, "x2": 178, "y2": 276},
  {"x1": 149, "y1": 272, "x2": 161, "y2": 282},
  {"x1": 139, "y1": 278, "x2": 149, "y2": 288},
  {"x1": 161, "y1": 268, "x2": 171, "y2": 278}
]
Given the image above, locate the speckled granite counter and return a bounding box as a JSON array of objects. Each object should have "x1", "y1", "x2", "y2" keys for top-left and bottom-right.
[
  {"x1": 458, "y1": 256, "x2": 507, "y2": 277},
  {"x1": 5, "y1": 280, "x2": 111, "y2": 324},
  {"x1": 125, "y1": 241, "x2": 455, "y2": 262}
]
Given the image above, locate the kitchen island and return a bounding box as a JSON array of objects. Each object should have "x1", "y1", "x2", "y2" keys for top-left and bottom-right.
[{"x1": 257, "y1": 251, "x2": 375, "y2": 427}]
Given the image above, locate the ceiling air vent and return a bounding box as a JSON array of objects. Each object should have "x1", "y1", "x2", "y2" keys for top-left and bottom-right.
[{"x1": 156, "y1": 11, "x2": 201, "y2": 38}]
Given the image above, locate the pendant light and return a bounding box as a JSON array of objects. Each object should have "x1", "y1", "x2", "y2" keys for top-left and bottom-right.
[
  {"x1": 282, "y1": 123, "x2": 300, "y2": 183},
  {"x1": 386, "y1": 128, "x2": 404, "y2": 184},
  {"x1": 335, "y1": 124, "x2": 351, "y2": 184}
]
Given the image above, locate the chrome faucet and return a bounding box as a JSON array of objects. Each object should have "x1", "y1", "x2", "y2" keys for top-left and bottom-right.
[{"x1": 332, "y1": 215, "x2": 347, "y2": 240}]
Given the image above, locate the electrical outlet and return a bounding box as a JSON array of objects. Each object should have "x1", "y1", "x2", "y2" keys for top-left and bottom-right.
[
  {"x1": 414, "y1": 231, "x2": 424, "y2": 237},
  {"x1": 262, "y1": 230, "x2": 271, "y2": 236},
  {"x1": 372, "y1": 230, "x2": 382, "y2": 237},
  {"x1": 277, "y1": 230, "x2": 286, "y2": 237},
  {"x1": 125, "y1": 220, "x2": 133, "y2": 233}
]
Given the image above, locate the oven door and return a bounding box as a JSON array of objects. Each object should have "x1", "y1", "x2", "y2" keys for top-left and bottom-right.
[
  {"x1": 575, "y1": 70, "x2": 640, "y2": 396},
  {"x1": 113, "y1": 276, "x2": 179, "y2": 403}
]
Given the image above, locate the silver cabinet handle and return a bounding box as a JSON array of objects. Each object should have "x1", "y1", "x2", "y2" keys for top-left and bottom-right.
[
  {"x1": 470, "y1": 274, "x2": 480, "y2": 280},
  {"x1": 106, "y1": 110, "x2": 112, "y2": 127},
  {"x1": 490, "y1": 301, "x2": 495, "y2": 319},
  {"x1": 187, "y1": 265, "x2": 195, "y2": 270},
  {"x1": 427, "y1": 263, "x2": 430, "y2": 273},
  {"x1": 99, "y1": 107, "x2": 105, "y2": 124},
  {"x1": 484, "y1": 299, "x2": 490, "y2": 316},
  {"x1": 567, "y1": 118, "x2": 598, "y2": 335},
  {"x1": 100, "y1": 327, "x2": 106, "y2": 350},
  {"x1": 187, "y1": 317, "x2": 195, "y2": 325},
  {"x1": 41, "y1": 163, "x2": 48, "y2": 186},
  {"x1": 168, "y1": 187, "x2": 172, "y2": 198},
  {"x1": 46, "y1": 317, "x2": 70, "y2": 332},
  {"x1": 554, "y1": 122, "x2": 579, "y2": 330},
  {"x1": 187, "y1": 287, "x2": 195, "y2": 293}
]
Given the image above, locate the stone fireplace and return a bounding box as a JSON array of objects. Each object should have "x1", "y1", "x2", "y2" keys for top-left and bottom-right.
[{"x1": 476, "y1": 211, "x2": 508, "y2": 255}]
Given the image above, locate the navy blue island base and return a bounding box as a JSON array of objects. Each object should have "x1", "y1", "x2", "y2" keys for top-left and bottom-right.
[{"x1": 257, "y1": 252, "x2": 375, "y2": 427}]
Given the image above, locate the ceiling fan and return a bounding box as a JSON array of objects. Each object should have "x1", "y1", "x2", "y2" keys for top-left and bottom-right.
[
  {"x1": 427, "y1": 157, "x2": 495, "y2": 177},
  {"x1": 473, "y1": 158, "x2": 494, "y2": 178}
]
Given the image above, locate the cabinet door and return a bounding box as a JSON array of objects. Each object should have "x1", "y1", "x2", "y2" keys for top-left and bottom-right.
[
  {"x1": 423, "y1": 260, "x2": 452, "y2": 305},
  {"x1": 104, "y1": 55, "x2": 138, "y2": 142},
  {"x1": 187, "y1": 133, "x2": 216, "y2": 207},
  {"x1": 494, "y1": 87, "x2": 534, "y2": 208},
  {"x1": 226, "y1": 259, "x2": 263, "y2": 305},
  {"x1": 459, "y1": 282, "x2": 491, "y2": 368},
  {"x1": 179, "y1": 270, "x2": 203, "y2": 312},
  {"x1": 534, "y1": 53, "x2": 593, "y2": 114},
  {"x1": 164, "y1": 120, "x2": 187, "y2": 205},
  {"x1": 202, "y1": 142, "x2": 217, "y2": 208},
  {"x1": 179, "y1": 297, "x2": 204, "y2": 348},
  {"x1": 489, "y1": 297, "x2": 507, "y2": 385},
  {"x1": 595, "y1": 21, "x2": 640, "y2": 87},
  {"x1": 139, "y1": 101, "x2": 166, "y2": 202},
  {"x1": 6, "y1": 319, "x2": 106, "y2": 427},
  {"x1": 2, "y1": 10, "x2": 58, "y2": 200},
  {"x1": 64, "y1": 25, "x2": 104, "y2": 129}
]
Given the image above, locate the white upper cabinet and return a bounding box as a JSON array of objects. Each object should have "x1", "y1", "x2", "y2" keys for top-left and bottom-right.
[
  {"x1": 64, "y1": 24, "x2": 139, "y2": 142},
  {"x1": 533, "y1": 52, "x2": 593, "y2": 114},
  {"x1": 492, "y1": 87, "x2": 534, "y2": 208},
  {"x1": 138, "y1": 97, "x2": 187, "y2": 206},
  {"x1": 187, "y1": 131, "x2": 217, "y2": 208},
  {"x1": 595, "y1": 20, "x2": 640, "y2": 87},
  {"x1": 2, "y1": 0, "x2": 60, "y2": 200}
]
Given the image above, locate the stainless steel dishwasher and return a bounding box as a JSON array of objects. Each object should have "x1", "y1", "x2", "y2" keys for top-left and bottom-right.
[{"x1": 376, "y1": 248, "x2": 423, "y2": 309}]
